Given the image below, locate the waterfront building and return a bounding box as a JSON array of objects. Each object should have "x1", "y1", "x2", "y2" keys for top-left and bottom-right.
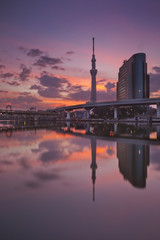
[
  {"x1": 117, "y1": 53, "x2": 150, "y2": 100},
  {"x1": 90, "y1": 38, "x2": 97, "y2": 103}
]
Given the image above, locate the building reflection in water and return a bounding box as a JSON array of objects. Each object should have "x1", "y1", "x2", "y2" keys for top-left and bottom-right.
[
  {"x1": 117, "y1": 142, "x2": 149, "y2": 188},
  {"x1": 89, "y1": 139, "x2": 150, "y2": 201},
  {"x1": 74, "y1": 122, "x2": 153, "y2": 200}
]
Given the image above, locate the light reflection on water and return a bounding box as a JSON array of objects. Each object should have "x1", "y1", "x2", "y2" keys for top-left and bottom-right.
[{"x1": 0, "y1": 122, "x2": 160, "y2": 240}]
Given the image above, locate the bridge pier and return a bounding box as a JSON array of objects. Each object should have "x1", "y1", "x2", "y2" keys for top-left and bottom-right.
[
  {"x1": 86, "y1": 109, "x2": 90, "y2": 119},
  {"x1": 67, "y1": 121, "x2": 71, "y2": 131},
  {"x1": 86, "y1": 122, "x2": 90, "y2": 133},
  {"x1": 114, "y1": 107, "x2": 118, "y2": 119},
  {"x1": 157, "y1": 103, "x2": 160, "y2": 117},
  {"x1": 66, "y1": 111, "x2": 71, "y2": 120},
  {"x1": 157, "y1": 126, "x2": 160, "y2": 140},
  {"x1": 34, "y1": 115, "x2": 38, "y2": 121},
  {"x1": 114, "y1": 123, "x2": 118, "y2": 135}
]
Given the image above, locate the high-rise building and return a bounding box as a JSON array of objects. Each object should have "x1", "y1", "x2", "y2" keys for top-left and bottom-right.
[
  {"x1": 90, "y1": 38, "x2": 97, "y2": 103},
  {"x1": 117, "y1": 53, "x2": 150, "y2": 100}
]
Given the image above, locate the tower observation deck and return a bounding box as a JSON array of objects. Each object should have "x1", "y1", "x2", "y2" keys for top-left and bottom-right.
[{"x1": 90, "y1": 38, "x2": 97, "y2": 103}]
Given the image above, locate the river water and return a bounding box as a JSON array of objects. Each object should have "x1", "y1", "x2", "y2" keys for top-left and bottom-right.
[{"x1": 0, "y1": 122, "x2": 160, "y2": 240}]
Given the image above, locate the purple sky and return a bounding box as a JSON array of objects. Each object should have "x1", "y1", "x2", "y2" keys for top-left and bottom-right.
[{"x1": 0, "y1": 0, "x2": 160, "y2": 109}]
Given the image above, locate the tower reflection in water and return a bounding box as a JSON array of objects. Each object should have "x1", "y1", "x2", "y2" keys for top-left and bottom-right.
[
  {"x1": 90, "y1": 138, "x2": 97, "y2": 201},
  {"x1": 117, "y1": 142, "x2": 149, "y2": 188}
]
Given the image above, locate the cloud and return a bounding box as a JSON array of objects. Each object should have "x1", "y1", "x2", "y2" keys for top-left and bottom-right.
[
  {"x1": 19, "y1": 64, "x2": 31, "y2": 81},
  {"x1": 39, "y1": 140, "x2": 58, "y2": 149},
  {"x1": 19, "y1": 46, "x2": 44, "y2": 57},
  {"x1": 36, "y1": 74, "x2": 70, "y2": 98},
  {"x1": 0, "y1": 65, "x2": 5, "y2": 69},
  {"x1": 34, "y1": 56, "x2": 63, "y2": 67},
  {"x1": 7, "y1": 81, "x2": 20, "y2": 86},
  {"x1": 34, "y1": 170, "x2": 61, "y2": 181},
  {"x1": 97, "y1": 79, "x2": 106, "y2": 83},
  {"x1": 32, "y1": 74, "x2": 116, "y2": 102},
  {"x1": 1, "y1": 160, "x2": 13, "y2": 165},
  {"x1": 69, "y1": 89, "x2": 90, "y2": 101},
  {"x1": 30, "y1": 84, "x2": 41, "y2": 90},
  {"x1": 15, "y1": 95, "x2": 41, "y2": 104},
  {"x1": 66, "y1": 84, "x2": 90, "y2": 101},
  {"x1": 27, "y1": 48, "x2": 43, "y2": 57},
  {"x1": 0, "y1": 94, "x2": 42, "y2": 108},
  {"x1": 153, "y1": 66, "x2": 160, "y2": 73},
  {"x1": 68, "y1": 84, "x2": 116, "y2": 102},
  {"x1": 19, "y1": 46, "x2": 27, "y2": 53},
  {"x1": 19, "y1": 157, "x2": 30, "y2": 170},
  {"x1": 38, "y1": 87, "x2": 61, "y2": 98},
  {"x1": 37, "y1": 135, "x2": 88, "y2": 166},
  {"x1": 39, "y1": 75, "x2": 68, "y2": 88},
  {"x1": 25, "y1": 170, "x2": 61, "y2": 189},
  {"x1": 149, "y1": 73, "x2": 160, "y2": 93},
  {"x1": 105, "y1": 82, "x2": 116, "y2": 92},
  {"x1": 40, "y1": 150, "x2": 65, "y2": 162},
  {"x1": 19, "y1": 95, "x2": 41, "y2": 108},
  {"x1": 70, "y1": 85, "x2": 82, "y2": 91},
  {"x1": 0, "y1": 72, "x2": 14, "y2": 78},
  {"x1": 66, "y1": 51, "x2": 75, "y2": 55},
  {"x1": 39, "y1": 140, "x2": 70, "y2": 162},
  {"x1": 0, "y1": 90, "x2": 8, "y2": 93},
  {"x1": 52, "y1": 66, "x2": 66, "y2": 71}
]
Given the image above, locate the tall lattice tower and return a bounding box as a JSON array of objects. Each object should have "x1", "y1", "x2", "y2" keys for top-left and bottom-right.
[{"x1": 90, "y1": 37, "x2": 97, "y2": 103}]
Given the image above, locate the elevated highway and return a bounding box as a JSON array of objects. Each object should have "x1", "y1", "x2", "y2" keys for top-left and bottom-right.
[
  {"x1": 51, "y1": 97, "x2": 160, "y2": 119},
  {"x1": 54, "y1": 97, "x2": 160, "y2": 111},
  {"x1": 1, "y1": 97, "x2": 160, "y2": 121}
]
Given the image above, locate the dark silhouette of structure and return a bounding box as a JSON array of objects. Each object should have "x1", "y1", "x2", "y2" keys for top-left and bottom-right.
[
  {"x1": 90, "y1": 38, "x2": 97, "y2": 103},
  {"x1": 117, "y1": 53, "x2": 150, "y2": 100},
  {"x1": 6, "y1": 105, "x2": 12, "y2": 110},
  {"x1": 117, "y1": 142, "x2": 149, "y2": 188},
  {"x1": 90, "y1": 138, "x2": 97, "y2": 201}
]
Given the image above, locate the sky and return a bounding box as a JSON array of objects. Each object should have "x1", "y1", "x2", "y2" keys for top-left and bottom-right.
[{"x1": 0, "y1": 0, "x2": 160, "y2": 110}]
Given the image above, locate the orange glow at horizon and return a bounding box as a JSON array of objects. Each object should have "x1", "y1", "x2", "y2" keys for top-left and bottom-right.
[{"x1": 42, "y1": 98, "x2": 86, "y2": 107}]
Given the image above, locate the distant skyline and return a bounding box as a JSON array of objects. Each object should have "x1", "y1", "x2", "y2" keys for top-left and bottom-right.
[{"x1": 0, "y1": 0, "x2": 160, "y2": 109}]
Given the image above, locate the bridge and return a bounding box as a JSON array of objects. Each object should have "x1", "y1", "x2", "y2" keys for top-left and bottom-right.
[
  {"x1": 50, "y1": 97, "x2": 160, "y2": 119},
  {"x1": 1, "y1": 97, "x2": 160, "y2": 121},
  {"x1": 0, "y1": 109, "x2": 61, "y2": 121}
]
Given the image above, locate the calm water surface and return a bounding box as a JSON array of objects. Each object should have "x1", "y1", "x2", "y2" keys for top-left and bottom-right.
[{"x1": 0, "y1": 122, "x2": 160, "y2": 240}]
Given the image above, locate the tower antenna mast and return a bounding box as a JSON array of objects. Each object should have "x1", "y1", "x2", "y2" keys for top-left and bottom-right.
[{"x1": 93, "y1": 37, "x2": 95, "y2": 55}]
